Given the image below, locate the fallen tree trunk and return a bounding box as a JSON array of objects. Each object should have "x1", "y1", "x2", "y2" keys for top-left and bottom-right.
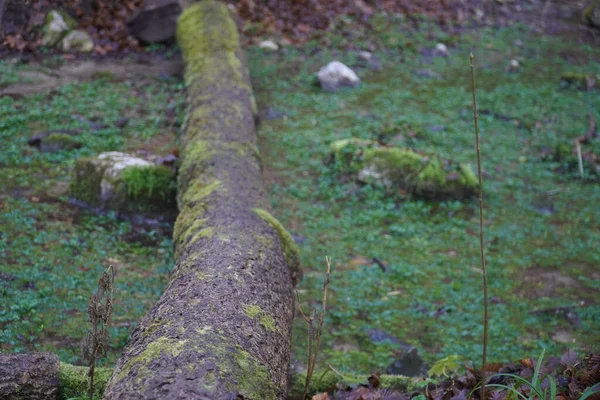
[
  {"x1": 103, "y1": 1, "x2": 300, "y2": 399},
  {"x1": 0, "y1": 352, "x2": 60, "y2": 400}
]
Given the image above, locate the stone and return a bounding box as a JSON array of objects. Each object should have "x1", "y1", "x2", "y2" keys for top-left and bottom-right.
[
  {"x1": 386, "y1": 347, "x2": 426, "y2": 377},
  {"x1": 41, "y1": 10, "x2": 76, "y2": 47},
  {"x1": 317, "y1": 61, "x2": 360, "y2": 91},
  {"x1": 358, "y1": 51, "x2": 372, "y2": 61},
  {"x1": 61, "y1": 30, "x2": 94, "y2": 52},
  {"x1": 39, "y1": 133, "x2": 82, "y2": 153},
  {"x1": 507, "y1": 59, "x2": 520, "y2": 72},
  {"x1": 28, "y1": 129, "x2": 82, "y2": 153},
  {"x1": 127, "y1": 0, "x2": 181, "y2": 45},
  {"x1": 434, "y1": 42, "x2": 448, "y2": 57},
  {"x1": 329, "y1": 138, "x2": 478, "y2": 200},
  {"x1": 259, "y1": 39, "x2": 279, "y2": 51},
  {"x1": 70, "y1": 152, "x2": 177, "y2": 218},
  {"x1": 584, "y1": 1, "x2": 600, "y2": 28}
]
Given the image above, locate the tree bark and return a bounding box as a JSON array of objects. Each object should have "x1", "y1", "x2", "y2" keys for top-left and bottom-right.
[
  {"x1": 0, "y1": 352, "x2": 60, "y2": 400},
  {"x1": 103, "y1": 1, "x2": 300, "y2": 399}
]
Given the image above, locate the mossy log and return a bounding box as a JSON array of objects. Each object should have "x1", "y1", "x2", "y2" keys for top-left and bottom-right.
[{"x1": 103, "y1": 1, "x2": 300, "y2": 399}]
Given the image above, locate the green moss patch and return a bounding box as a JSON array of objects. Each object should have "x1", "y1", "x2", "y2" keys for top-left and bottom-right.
[
  {"x1": 253, "y1": 208, "x2": 302, "y2": 286},
  {"x1": 59, "y1": 362, "x2": 112, "y2": 400},
  {"x1": 121, "y1": 165, "x2": 177, "y2": 208},
  {"x1": 330, "y1": 138, "x2": 478, "y2": 200}
]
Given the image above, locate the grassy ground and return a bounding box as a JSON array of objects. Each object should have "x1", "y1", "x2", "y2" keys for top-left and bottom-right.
[
  {"x1": 0, "y1": 65, "x2": 182, "y2": 365},
  {"x1": 250, "y1": 20, "x2": 600, "y2": 373},
  {"x1": 0, "y1": 17, "x2": 599, "y2": 378}
]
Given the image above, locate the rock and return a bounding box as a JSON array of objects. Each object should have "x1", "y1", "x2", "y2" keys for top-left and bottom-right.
[
  {"x1": 358, "y1": 50, "x2": 382, "y2": 71},
  {"x1": 329, "y1": 138, "x2": 478, "y2": 200},
  {"x1": 386, "y1": 347, "x2": 426, "y2": 377},
  {"x1": 507, "y1": 59, "x2": 520, "y2": 72},
  {"x1": 39, "y1": 133, "x2": 82, "y2": 153},
  {"x1": 70, "y1": 152, "x2": 177, "y2": 218},
  {"x1": 433, "y1": 43, "x2": 448, "y2": 57},
  {"x1": 61, "y1": 30, "x2": 94, "y2": 52},
  {"x1": 259, "y1": 40, "x2": 279, "y2": 51},
  {"x1": 127, "y1": 0, "x2": 181, "y2": 45},
  {"x1": 317, "y1": 61, "x2": 360, "y2": 91},
  {"x1": 28, "y1": 129, "x2": 82, "y2": 153},
  {"x1": 358, "y1": 51, "x2": 372, "y2": 61},
  {"x1": 41, "y1": 10, "x2": 77, "y2": 47},
  {"x1": 584, "y1": 1, "x2": 600, "y2": 28}
]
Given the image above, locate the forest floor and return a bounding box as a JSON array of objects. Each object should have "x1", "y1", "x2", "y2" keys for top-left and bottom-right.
[{"x1": 0, "y1": 2, "x2": 599, "y2": 398}]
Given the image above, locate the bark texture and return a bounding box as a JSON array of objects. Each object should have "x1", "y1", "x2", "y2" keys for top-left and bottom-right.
[
  {"x1": 0, "y1": 352, "x2": 60, "y2": 400},
  {"x1": 103, "y1": 1, "x2": 300, "y2": 399}
]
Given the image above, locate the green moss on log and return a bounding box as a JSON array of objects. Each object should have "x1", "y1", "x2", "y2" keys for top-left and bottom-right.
[
  {"x1": 253, "y1": 208, "x2": 301, "y2": 284},
  {"x1": 116, "y1": 337, "x2": 188, "y2": 382},
  {"x1": 176, "y1": 1, "x2": 257, "y2": 116},
  {"x1": 59, "y1": 362, "x2": 112, "y2": 400},
  {"x1": 245, "y1": 304, "x2": 277, "y2": 332}
]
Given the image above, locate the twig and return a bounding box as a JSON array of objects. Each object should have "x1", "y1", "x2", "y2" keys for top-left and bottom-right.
[
  {"x1": 302, "y1": 256, "x2": 332, "y2": 400},
  {"x1": 328, "y1": 364, "x2": 345, "y2": 378},
  {"x1": 576, "y1": 141, "x2": 584, "y2": 179},
  {"x1": 470, "y1": 53, "x2": 489, "y2": 400},
  {"x1": 528, "y1": 302, "x2": 589, "y2": 315},
  {"x1": 372, "y1": 257, "x2": 388, "y2": 273}
]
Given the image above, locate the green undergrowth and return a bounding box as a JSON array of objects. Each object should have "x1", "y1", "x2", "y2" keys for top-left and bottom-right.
[
  {"x1": 0, "y1": 72, "x2": 184, "y2": 364},
  {"x1": 249, "y1": 19, "x2": 600, "y2": 374}
]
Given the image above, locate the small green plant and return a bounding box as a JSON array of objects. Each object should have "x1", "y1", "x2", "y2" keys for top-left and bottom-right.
[
  {"x1": 427, "y1": 354, "x2": 464, "y2": 378},
  {"x1": 485, "y1": 349, "x2": 600, "y2": 400},
  {"x1": 121, "y1": 165, "x2": 177, "y2": 201}
]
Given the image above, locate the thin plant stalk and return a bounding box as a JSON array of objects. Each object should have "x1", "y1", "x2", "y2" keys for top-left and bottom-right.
[
  {"x1": 299, "y1": 256, "x2": 331, "y2": 400},
  {"x1": 470, "y1": 53, "x2": 489, "y2": 400}
]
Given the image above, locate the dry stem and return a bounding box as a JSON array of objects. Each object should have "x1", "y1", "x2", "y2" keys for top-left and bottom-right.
[
  {"x1": 470, "y1": 53, "x2": 489, "y2": 400},
  {"x1": 299, "y1": 256, "x2": 332, "y2": 400}
]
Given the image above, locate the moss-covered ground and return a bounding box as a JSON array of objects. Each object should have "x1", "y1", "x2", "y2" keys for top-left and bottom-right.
[{"x1": 1, "y1": 15, "x2": 599, "y2": 387}]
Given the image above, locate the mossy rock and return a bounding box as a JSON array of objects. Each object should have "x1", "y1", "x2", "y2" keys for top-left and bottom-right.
[
  {"x1": 329, "y1": 138, "x2": 478, "y2": 200},
  {"x1": 584, "y1": 0, "x2": 600, "y2": 28},
  {"x1": 70, "y1": 151, "x2": 177, "y2": 218},
  {"x1": 41, "y1": 10, "x2": 77, "y2": 47},
  {"x1": 560, "y1": 72, "x2": 598, "y2": 90},
  {"x1": 39, "y1": 133, "x2": 82, "y2": 153}
]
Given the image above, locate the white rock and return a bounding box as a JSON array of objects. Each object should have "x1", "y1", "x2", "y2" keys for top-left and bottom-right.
[
  {"x1": 259, "y1": 40, "x2": 279, "y2": 51},
  {"x1": 61, "y1": 30, "x2": 94, "y2": 53},
  {"x1": 434, "y1": 43, "x2": 448, "y2": 57},
  {"x1": 317, "y1": 61, "x2": 360, "y2": 91},
  {"x1": 358, "y1": 51, "x2": 372, "y2": 61},
  {"x1": 358, "y1": 165, "x2": 391, "y2": 187},
  {"x1": 507, "y1": 59, "x2": 520, "y2": 72}
]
